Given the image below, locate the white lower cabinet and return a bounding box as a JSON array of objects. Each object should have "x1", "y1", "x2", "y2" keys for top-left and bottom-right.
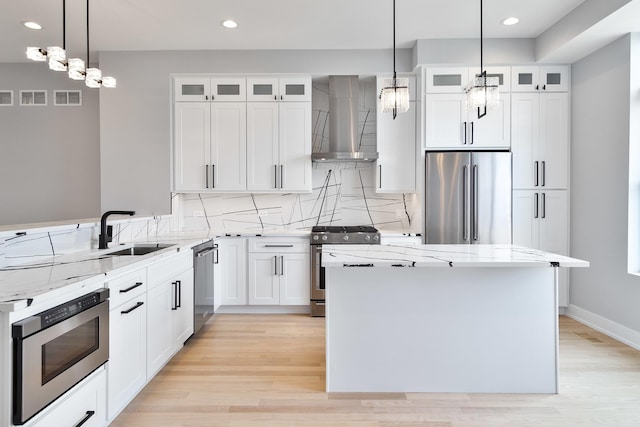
[
  {"x1": 31, "y1": 368, "x2": 106, "y2": 427},
  {"x1": 513, "y1": 189, "x2": 569, "y2": 306},
  {"x1": 146, "y1": 252, "x2": 194, "y2": 378},
  {"x1": 219, "y1": 238, "x2": 248, "y2": 305},
  {"x1": 106, "y1": 269, "x2": 147, "y2": 420},
  {"x1": 247, "y1": 238, "x2": 310, "y2": 306}
]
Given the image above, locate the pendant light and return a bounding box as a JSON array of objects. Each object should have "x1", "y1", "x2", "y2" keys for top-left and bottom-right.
[
  {"x1": 379, "y1": 0, "x2": 409, "y2": 120},
  {"x1": 465, "y1": 0, "x2": 499, "y2": 119},
  {"x1": 84, "y1": 0, "x2": 116, "y2": 88},
  {"x1": 26, "y1": 0, "x2": 67, "y2": 71}
]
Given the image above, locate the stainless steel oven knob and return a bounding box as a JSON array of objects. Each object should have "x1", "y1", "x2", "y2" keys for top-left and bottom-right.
[
  {"x1": 365, "y1": 235, "x2": 371, "y2": 241},
  {"x1": 322, "y1": 235, "x2": 328, "y2": 241},
  {"x1": 373, "y1": 235, "x2": 379, "y2": 241},
  {"x1": 343, "y1": 235, "x2": 349, "y2": 241},
  {"x1": 312, "y1": 235, "x2": 319, "y2": 241}
]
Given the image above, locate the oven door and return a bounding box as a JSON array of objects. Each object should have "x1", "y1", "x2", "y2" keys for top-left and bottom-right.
[
  {"x1": 13, "y1": 300, "x2": 109, "y2": 425},
  {"x1": 310, "y1": 244, "x2": 325, "y2": 301}
]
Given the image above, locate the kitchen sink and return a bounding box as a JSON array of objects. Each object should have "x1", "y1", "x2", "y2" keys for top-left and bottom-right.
[{"x1": 106, "y1": 243, "x2": 176, "y2": 256}]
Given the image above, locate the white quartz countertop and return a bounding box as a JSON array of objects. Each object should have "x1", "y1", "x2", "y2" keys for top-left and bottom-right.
[{"x1": 321, "y1": 244, "x2": 589, "y2": 268}]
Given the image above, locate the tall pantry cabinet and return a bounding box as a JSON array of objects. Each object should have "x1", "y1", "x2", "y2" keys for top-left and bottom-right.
[{"x1": 510, "y1": 65, "x2": 571, "y2": 307}]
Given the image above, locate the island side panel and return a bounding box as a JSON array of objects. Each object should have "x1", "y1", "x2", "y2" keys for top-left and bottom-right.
[{"x1": 325, "y1": 266, "x2": 558, "y2": 393}]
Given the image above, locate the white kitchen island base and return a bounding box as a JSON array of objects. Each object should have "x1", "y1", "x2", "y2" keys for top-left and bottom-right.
[{"x1": 326, "y1": 266, "x2": 559, "y2": 393}]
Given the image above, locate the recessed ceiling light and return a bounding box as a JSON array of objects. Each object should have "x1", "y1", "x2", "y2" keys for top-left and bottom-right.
[
  {"x1": 502, "y1": 17, "x2": 519, "y2": 26},
  {"x1": 221, "y1": 19, "x2": 238, "y2": 29},
  {"x1": 23, "y1": 21, "x2": 42, "y2": 30}
]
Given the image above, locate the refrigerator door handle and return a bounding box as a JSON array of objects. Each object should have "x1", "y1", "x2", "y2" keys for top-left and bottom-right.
[
  {"x1": 472, "y1": 165, "x2": 479, "y2": 241},
  {"x1": 462, "y1": 165, "x2": 468, "y2": 241}
]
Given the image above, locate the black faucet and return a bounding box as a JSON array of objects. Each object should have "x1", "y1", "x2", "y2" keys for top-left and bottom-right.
[{"x1": 99, "y1": 210, "x2": 135, "y2": 249}]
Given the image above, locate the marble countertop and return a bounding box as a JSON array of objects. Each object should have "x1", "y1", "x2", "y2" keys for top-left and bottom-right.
[{"x1": 321, "y1": 244, "x2": 589, "y2": 268}]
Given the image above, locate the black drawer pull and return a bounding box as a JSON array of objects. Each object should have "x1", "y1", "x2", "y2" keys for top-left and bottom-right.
[
  {"x1": 119, "y1": 282, "x2": 143, "y2": 293},
  {"x1": 121, "y1": 301, "x2": 144, "y2": 314},
  {"x1": 75, "y1": 410, "x2": 95, "y2": 427}
]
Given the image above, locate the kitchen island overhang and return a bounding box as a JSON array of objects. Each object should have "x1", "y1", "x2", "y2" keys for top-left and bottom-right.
[{"x1": 323, "y1": 244, "x2": 589, "y2": 394}]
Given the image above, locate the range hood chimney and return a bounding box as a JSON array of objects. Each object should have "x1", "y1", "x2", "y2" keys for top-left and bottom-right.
[{"x1": 312, "y1": 75, "x2": 378, "y2": 162}]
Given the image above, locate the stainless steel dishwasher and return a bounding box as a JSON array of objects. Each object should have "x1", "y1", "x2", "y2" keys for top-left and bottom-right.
[{"x1": 193, "y1": 240, "x2": 217, "y2": 335}]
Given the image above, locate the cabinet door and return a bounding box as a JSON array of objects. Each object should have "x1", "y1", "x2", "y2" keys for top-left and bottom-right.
[
  {"x1": 248, "y1": 253, "x2": 280, "y2": 305},
  {"x1": 211, "y1": 77, "x2": 246, "y2": 101},
  {"x1": 425, "y1": 94, "x2": 467, "y2": 148},
  {"x1": 511, "y1": 93, "x2": 540, "y2": 189},
  {"x1": 247, "y1": 77, "x2": 279, "y2": 102},
  {"x1": 538, "y1": 190, "x2": 568, "y2": 255},
  {"x1": 172, "y1": 268, "x2": 194, "y2": 346},
  {"x1": 210, "y1": 102, "x2": 247, "y2": 191},
  {"x1": 108, "y1": 295, "x2": 147, "y2": 420},
  {"x1": 539, "y1": 93, "x2": 569, "y2": 189},
  {"x1": 280, "y1": 253, "x2": 310, "y2": 305},
  {"x1": 512, "y1": 190, "x2": 540, "y2": 248},
  {"x1": 426, "y1": 67, "x2": 469, "y2": 93},
  {"x1": 377, "y1": 100, "x2": 416, "y2": 192},
  {"x1": 31, "y1": 370, "x2": 106, "y2": 427},
  {"x1": 174, "y1": 103, "x2": 210, "y2": 191},
  {"x1": 219, "y1": 238, "x2": 248, "y2": 305},
  {"x1": 279, "y1": 101, "x2": 312, "y2": 191},
  {"x1": 468, "y1": 95, "x2": 510, "y2": 149},
  {"x1": 146, "y1": 280, "x2": 173, "y2": 378},
  {"x1": 279, "y1": 77, "x2": 312, "y2": 102},
  {"x1": 174, "y1": 77, "x2": 210, "y2": 101},
  {"x1": 247, "y1": 102, "x2": 279, "y2": 191},
  {"x1": 539, "y1": 66, "x2": 569, "y2": 92},
  {"x1": 511, "y1": 66, "x2": 541, "y2": 92}
]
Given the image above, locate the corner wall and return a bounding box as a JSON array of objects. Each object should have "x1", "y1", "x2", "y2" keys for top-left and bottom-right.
[{"x1": 569, "y1": 34, "x2": 640, "y2": 346}]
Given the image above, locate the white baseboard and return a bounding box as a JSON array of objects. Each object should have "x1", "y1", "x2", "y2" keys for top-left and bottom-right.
[
  {"x1": 566, "y1": 304, "x2": 640, "y2": 351},
  {"x1": 216, "y1": 305, "x2": 311, "y2": 314}
]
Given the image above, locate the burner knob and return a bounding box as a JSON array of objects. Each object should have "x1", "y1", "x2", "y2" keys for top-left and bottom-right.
[
  {"x1": 322, "y1": 235, "x2": 328, "y2": 241},
  {"x1": 373, "y1": 235, "x2": 379, "y2": 241},
  {"x1": 365, "y1": 235, "x2": 371, "y2": 241},
  {"x1": 343, "y1": 235, "x2": 349, "y2": 241},
  {"x1": 312, "y1": 235, "x2": 319, "y2": 241}
]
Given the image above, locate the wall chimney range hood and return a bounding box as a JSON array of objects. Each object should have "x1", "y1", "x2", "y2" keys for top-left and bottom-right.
[{"x1": 312, "y1": 75, "x2": 378, "y2": 162}]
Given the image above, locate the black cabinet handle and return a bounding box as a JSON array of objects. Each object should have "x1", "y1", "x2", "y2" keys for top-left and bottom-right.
[
  {"x1": 176, "y1": 280, "x2": 182, "y2": 308},
  {"x1": 119, "y1": 282, "x2": 143, "y2": 293},
  {"x1": 74, "y1": 410, "x2": 95, "y2": 427},
  {"x1": 534, "y1": 161, "x2": 539, "y2": 187},
  {"x1": 535, "y1": 85, "x2": 539, "y2": 91},
  {"x1": 171, "y1": 281, "x2": 178, "y2": 310},
  {"x1": 463, "y1": 121, "x2": 467, "y2": 144},
  {"x1": 121, "y1": 301, "x2": 144, "y2": 314},
  {"x1": 541, "y1": 161, "x2": 546, "y2": 187},
  {"x1": 205, "y1": 165, "x2": 209, "y2": 188},
  {"x1": 542, "y1": 193, "x2": 546, "y2": 219},
  {"x1": 274, "y1": 165, "x2": 278, "y2": 188},
  {"x1": 212, "y1": 164, "x2": 216, "y2": 188},
  {"x1": 274, "y1": 95, "x2": 277, "y2": 100},
  {"x1": 534, "y1": 193, "x2": 539, "y2": 219},
  {"x1": 470, "y1": 121, "x2": 474, "y2": 144}
]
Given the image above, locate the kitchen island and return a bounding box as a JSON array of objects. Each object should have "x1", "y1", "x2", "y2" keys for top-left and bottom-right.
[{"x1": 322, "y1": 244, "x2": 589, "y2": 393}]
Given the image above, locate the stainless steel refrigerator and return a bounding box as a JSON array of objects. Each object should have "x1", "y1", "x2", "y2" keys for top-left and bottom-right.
[{"x1": 424, "y1": 151, "x2": 512, "y2": 244}]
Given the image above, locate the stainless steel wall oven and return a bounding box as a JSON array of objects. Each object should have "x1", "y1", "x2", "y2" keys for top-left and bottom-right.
[{"x1": 12, "y1": 289, "x2": 109, "y2": 425}]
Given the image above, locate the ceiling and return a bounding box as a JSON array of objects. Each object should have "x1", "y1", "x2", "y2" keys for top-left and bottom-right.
[{"x1": 0, "y1": 0, "x2": 638, "y2": 64}]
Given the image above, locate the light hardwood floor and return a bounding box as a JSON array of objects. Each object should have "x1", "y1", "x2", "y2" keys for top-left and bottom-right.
[{"x1": 111, "y1": 315, "x2": 640, "y2": 427}]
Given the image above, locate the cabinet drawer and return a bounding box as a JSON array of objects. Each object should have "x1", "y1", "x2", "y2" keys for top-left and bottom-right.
[
  {"x1": 106, "y1": 268, "x2": 146, "y2": 308},
  {"x1": 147, "y1": 251, "x2": 192, "y2": 288},
  {"x1": 248, "y1": 237, "x2": 309, "y2": 253},
  {"x1": 31, "y1": 368, "x2": 106, "y2": 427}
]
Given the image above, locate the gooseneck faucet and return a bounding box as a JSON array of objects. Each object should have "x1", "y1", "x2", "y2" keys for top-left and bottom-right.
[{"x1": 99, "y1": 210, "x2": 135, "y2": 249}]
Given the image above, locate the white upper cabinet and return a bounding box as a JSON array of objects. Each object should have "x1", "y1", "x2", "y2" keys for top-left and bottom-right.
[
  {"x1": 174, "y1": 77, "x2": 246, "y2": 102},
  {"x1": 426, "y1": 66, "x2": 510, "y2": 93},
  {"x1": 511, "y1": 66, "x2": 569, "y2": 93},
  {"x1": 376, "y1": 74, "x2": 417, "y2": 193},
  {"x1": 247, "y1": 77, "x2": 311, "y2": 102}
]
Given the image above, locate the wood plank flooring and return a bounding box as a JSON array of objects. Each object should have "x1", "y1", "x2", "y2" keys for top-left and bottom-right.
[{"x1": 111, "y1": 315, "x2": 640, "y2": 427}]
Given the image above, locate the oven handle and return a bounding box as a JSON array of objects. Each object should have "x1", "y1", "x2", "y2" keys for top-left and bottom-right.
[{"x1": 74, "y1": 410, "x2": 96, "y2": 427}]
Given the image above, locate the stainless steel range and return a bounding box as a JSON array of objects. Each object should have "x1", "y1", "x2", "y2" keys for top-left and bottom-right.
[{"x1": 310, "y1": 226, "x2": 380, "y2": 316}]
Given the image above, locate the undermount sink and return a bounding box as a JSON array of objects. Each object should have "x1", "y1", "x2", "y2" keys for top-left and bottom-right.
[{"x1": 106, "y1": 244, "x2": 175, "y2": 256}]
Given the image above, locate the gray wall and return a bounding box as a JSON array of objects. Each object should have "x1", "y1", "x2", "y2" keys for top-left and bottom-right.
[
  {"x1": 98, "y1": 49, "x2": 413, "y2": 216},
  {"x1": 413, "y1": 38, "x2": 536, "y2": 67},
  {"x1": 570, "y1": 34, "x2": 640, "y2": 333},
  {"x1": 0, "y1": 64, "x2": 100, "y2": 226}
]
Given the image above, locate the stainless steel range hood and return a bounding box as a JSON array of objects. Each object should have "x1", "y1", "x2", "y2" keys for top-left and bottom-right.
[{"x1": 312, "y1": 75, "x2": 378, "y2": 162}]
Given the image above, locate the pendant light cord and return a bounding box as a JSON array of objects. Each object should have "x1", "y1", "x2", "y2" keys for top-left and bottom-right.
[
  {"x1": 62, "y1": 0, "x2": 66, "y2": 49},
  {"x1": 480, "y1": 0, "x2": 483, "y2": 73},
  {"x1": 86, "y1": 0, "x2": 90, "y2": 67},
  {"x1": 392, "y1": 0, "x2": 396, "y2": 80}
]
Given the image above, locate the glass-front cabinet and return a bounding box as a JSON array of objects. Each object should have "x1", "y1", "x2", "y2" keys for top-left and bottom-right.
[
  {"x1": 247, "y1": 77, "x2": 311, "y2": 102},
  {"x1": 174, "y1": 77, "x2": 246, "y2": 102},
  {"x1": 511, "y1": 66, "x2": 569, "y2": 92}
]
